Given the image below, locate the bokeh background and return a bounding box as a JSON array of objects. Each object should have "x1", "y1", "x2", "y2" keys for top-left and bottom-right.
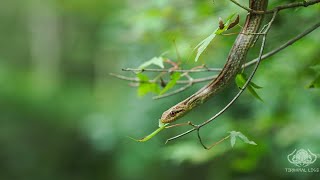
[{"x1": 1, "y1": 0, "x2": 320, "y2": 180}]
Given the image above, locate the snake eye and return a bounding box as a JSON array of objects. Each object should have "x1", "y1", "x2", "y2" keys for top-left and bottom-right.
[
  {"x1": 169, "y1": 109, "x2": 183, "y2": 117},
  {"x1": 169, "y1": 111, "x2": 176, "y2": 116}
]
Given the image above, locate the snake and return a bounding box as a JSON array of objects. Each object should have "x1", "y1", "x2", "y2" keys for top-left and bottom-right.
[{"x1": 160, "y1": 0, "x2": 268, "y2": 124}]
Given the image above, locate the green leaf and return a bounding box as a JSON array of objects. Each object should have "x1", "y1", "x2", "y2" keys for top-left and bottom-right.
[
  {"x1": 229, "y1": 131, "x2": 257, "y2": 148},
  {"x1": 194, "y1": 32, "x2": 217, "y2": 62},
  {"x1": 236, "y1": 73, "x2": 262, "y2": 89},
  {"x1": 138, "y1": 83, "x2": 160, "y2": 96},
  {"x1": 137, "y1": 73, "x2": 149, "y2": 81},
  {"x1": 235, "y1": 73, "x2": 263, "y2": 102},
  {"x1": 307, "y1": 75, "x2": 320, "y2": 88},
  {"x1": 247, "y1": 85, "x2": 263, "y2": 102},
  {"x1": 237, "y1": 132, "x2": 257, "y2": 146},
  {"x1": 193, "y1": 13, "x2": 236, "y2": 62},
  {"x1": 235, "y1": 73, "x2": 246, "y2": 89},
  {"x1": 138, "y1": 56, "x2": 164, "y2": 69},
  {"x1": 137, "y1": 74, "x2": 160, "y2": 96},
  {"x1": 250, "y1": 81, "x2": 263, "y2": 89},
  {"x1": 230, "y1": 134, "x2": 236, "y2": 148},
  {"x1": 159, "y1": 72, "x2": 181, "y2": 95}
]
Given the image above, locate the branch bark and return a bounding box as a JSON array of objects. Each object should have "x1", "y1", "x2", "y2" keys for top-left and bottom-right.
[{"x1": 230, "y1": 0, "x2": 320, "y2": 14}]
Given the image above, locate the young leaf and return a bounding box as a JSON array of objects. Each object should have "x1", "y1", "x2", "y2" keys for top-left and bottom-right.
[
  {"x1": 215, "y1": 13, "x2": 236, "y2": 35},
  {"x1": 236, "y1": 73, "x2": 263, "y2": 89},
  {"x1": 227, "y1": 15, "x2": 240, "y2": 30},
  {"x1": 194, "y1": 32, "x2": 217, "y2": 62},
  {"x1": 138, "y1": 56, "x2": 164, "y2": 69},
  {"x1": 242, "y1": 73, "x2": 263, "y2": 89},
  {"x1": 235, "y1": 73, "x2": 246, "y2": 89},
  {"x1": 250, "y1": 81, "x2": 263, "y2": 89},
  {"x1": 230, "y1": 133, "x2": 237, "y2": 148},
  {"x1": 137, "y1": 73, "x2": 149, "y2": 82},
  {"x1": 193, "y1": 13, "x2": 237, "y2": 62},
  {"x1": 235, "y1": 73, "x2": 263, "y2": 101},
  {"x1": 137, "y1": 74, "x2": 160, "y2": 96},
  {"x1": 159, "y1": 72, "x2": 181, "y2": 95},
  {"x1": 219, "y1": 17, "x2": 225, "y2": 30},
  {"x1": 247, "y1": 85, "x2": 263, "y2": 102},
  {"x1": 229, "y1": 131, "x2": 257, "y2": 148},
  {"x1": 236, "y1": 132, "x2": 257, "y2": 146},
  {"x1": 138, "y1": 83, "x2": 161, "y2": 96}
]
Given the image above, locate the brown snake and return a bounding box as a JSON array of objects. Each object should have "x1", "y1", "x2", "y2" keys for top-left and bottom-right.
[{"x1": 160, "y1": 0, "x2": 268, "y2": 124}]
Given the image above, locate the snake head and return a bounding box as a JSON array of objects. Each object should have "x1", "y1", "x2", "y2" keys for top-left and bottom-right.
[{"x1": 160, "y1": 105, "x2": 187, "y2": 123}]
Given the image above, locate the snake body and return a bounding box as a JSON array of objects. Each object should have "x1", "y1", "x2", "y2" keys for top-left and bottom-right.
[{"x1": 161, "y1": 0, "x2": 268, "y2": 123}]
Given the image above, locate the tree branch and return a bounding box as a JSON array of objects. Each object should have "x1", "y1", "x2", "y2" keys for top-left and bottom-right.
[{"x1": 230, "y1": 0, "x2": 320, "y2": 14}]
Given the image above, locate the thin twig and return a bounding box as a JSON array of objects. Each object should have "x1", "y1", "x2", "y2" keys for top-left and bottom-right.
[
  {"x1": 221, "y1": 32, "x2": 240, "y2": 36},
  {"x1": 166, "y1": 10, "x2": 279, "y2": 144},
  {"x1": 197, "y1": 130, "x2": 231, "y2": 150},
  {"x1": 229, "y1": 0, "x2": 252, "y2": 12},
  {"x1": 110, "y1": 73, "x2": 148, "y2": 82},
  {"x1": 153, "y1": 65, "x2": 210, "y2": 99},
  {"x1": 110, "y1": 72, "x2": 217, "y2": 84},
  {"x1": 165, "y1": 121, "x2": 193, "y2": 129},
  {"x1": 189, "y1": 75, "x2": 217, "y2": 83},
  {"x1": 122, "y1": 67, "x2": 222, "y2": 73},
  {"x1": 206, "y1": 135, "x2": 231, "y2": 150},
  {"x1": 230, "y1": 0, "x2": 320, "y2": 14},
  {"x1": 244, "y1": 20, "x2": 320, "y2": 67}
]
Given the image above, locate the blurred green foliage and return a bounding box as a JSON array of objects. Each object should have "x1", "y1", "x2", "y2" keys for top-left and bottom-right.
[{"x1": 0, "y1": 0, "x2": 320, "y2": 180}]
